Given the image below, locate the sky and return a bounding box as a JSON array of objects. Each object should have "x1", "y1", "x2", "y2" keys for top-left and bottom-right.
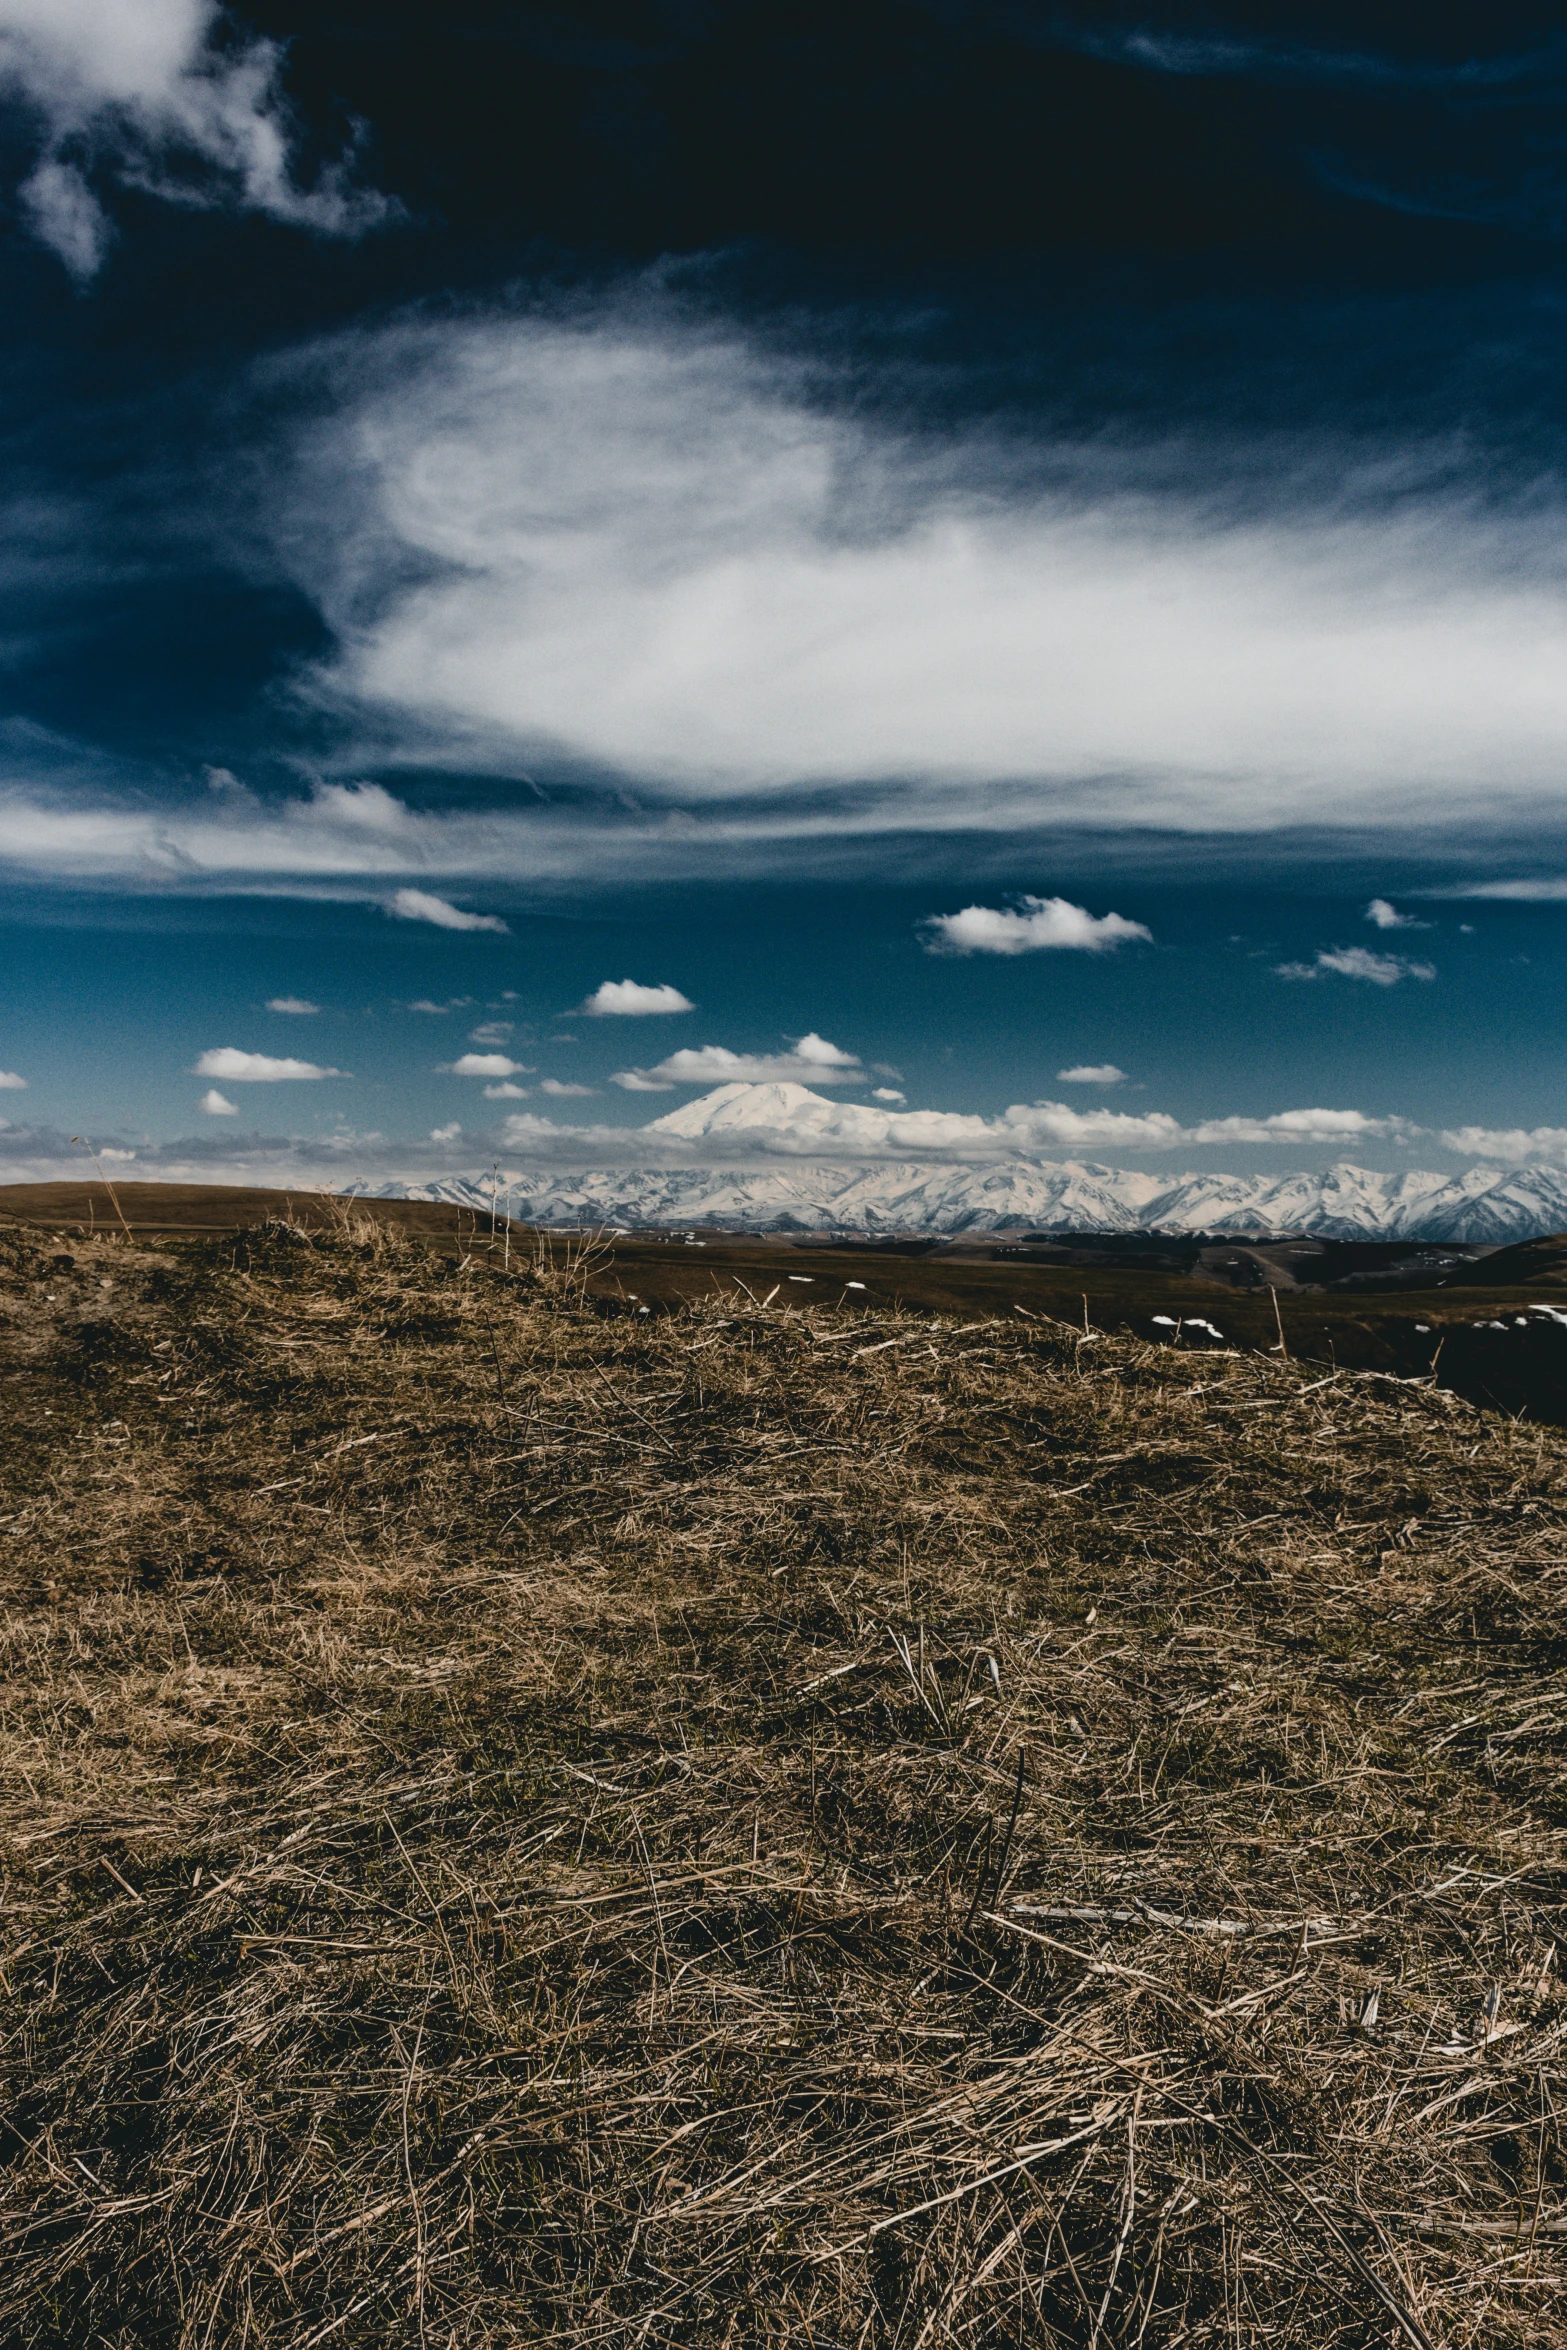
[{"x1": 3, "y1": 1, "x2": 1567, "y2": 1188}]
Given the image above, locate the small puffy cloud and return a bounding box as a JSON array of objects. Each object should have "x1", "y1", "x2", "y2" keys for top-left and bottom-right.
[
  {"x1": 429, "y1": 1122, "x2": 462, "y2": 1143},
  {"x1": 193, "y1": 1047, "x2": 342, "y2": 1081},
  {"x1": 611, "y1": 1031, "x2": 862, "y2": 1090},
  {"x1": 450, "y1": 1052, "x2": 526, "y2": 1078},
  {"x1": 924, "y1": 896, "x2": 1152, "y2": 956},
  {"x1": 1364, "y1": 899, "x2": 1426, "y2": 932},
  {"x1": 99, "y1": 1147, "x2": 136, "y2": 1162},
  {"x1": 199, "y1": 1089, "x2": 238, "y2": 1116},
  {"x1": 581, "y1": 980, "x2": 695, "y2": 1016},
  {"x1": 469, "y1": 1020, "x2": 513, "y2": 1045},
  {"x1": 0, "y1": 1069, "x2": 27, "y2": 1089},
  {"x1": 539, "y1": 1078, "x2": 597, "y2": 1097},
  {"x1": 483, "y1": 1082, "x2": 529, "y2": 1099},
  {"x1": 388, "y1": 889, "x2": 508, "y2": 933},
  {"x1": 266, "y1": 996, "x2": 319, "y2": 1014},
  {"x1": 1275, "y1": 947, "x2": 1436, "y2": 986},
  {"x1": 1058, "y1": 1063, "x2": 1126, "y2": 1085},
  {"x1": 872, "y1": 1086, "x2": 906, "y2": 1104},
  {"x1": 1441, "y1": 1124, "x2": 1567, "y2": 1164}
]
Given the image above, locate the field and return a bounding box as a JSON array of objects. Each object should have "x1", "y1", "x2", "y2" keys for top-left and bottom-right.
[
  {"x1": 1, "y1": 1201, "x2": 1565, "y2": 2346},
  {"x1": 7, "y1": 1181, "x2": 1567, "y2": 1423}
]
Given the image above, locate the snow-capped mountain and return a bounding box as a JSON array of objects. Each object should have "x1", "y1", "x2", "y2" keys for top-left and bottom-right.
[
  {"x1": 340, "y1": 1083, "x2": 1567, "y2": 1241},
  {"x1": 349, "y1": 1154, "x2": 1567, "y2": 1242}
]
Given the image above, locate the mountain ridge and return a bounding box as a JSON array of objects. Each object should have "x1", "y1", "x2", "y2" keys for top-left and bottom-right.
[{"x1": 348, "y1": 1155, "x2": 1567, "y2": 1242}]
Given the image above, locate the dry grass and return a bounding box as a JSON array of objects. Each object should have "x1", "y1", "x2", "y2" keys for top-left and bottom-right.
[{"x1": 0, "y1": 1209, "x2": 1564, "y2": 2347}]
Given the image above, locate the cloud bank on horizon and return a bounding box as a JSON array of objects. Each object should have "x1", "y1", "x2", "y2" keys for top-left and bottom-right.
[{"x1": 2, "y1": 1077, "x2": 1563, "y2": 1192}]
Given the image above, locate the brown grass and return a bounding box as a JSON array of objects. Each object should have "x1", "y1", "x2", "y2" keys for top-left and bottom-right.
[{"x1": 0, "y1": 1209, "x2": 1564, "y2": 2346}]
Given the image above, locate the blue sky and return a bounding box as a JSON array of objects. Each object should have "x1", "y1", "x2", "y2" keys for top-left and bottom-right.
[{"x1": 2, "y1": 3, "x2": 1567, "y2": 1185}]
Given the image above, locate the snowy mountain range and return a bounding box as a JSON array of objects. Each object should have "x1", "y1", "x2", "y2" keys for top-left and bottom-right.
[{"x1": 346, "y1": 1086, "x2": 1567, "y2": 1242}]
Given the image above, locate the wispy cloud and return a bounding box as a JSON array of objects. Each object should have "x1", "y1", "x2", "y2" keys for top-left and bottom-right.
[
  {"x1": 539, "y1": 1078, "x2": 597, "y2": 1098},
  {"x1": 1044, "y1": 19, "x2": 1543, "y2": 94},
  {"x1": 581, "y1": 980, "x2": 695, "y2": 1016},
  {"x1": 388, "y1": 888, "x2": 508, "y2": 933},
  {"x1": 193, "y1": 1047, "x2": 342, "y2": 1081},
  {"x1": 0, "y1": 0, "x2": 390, "y2": 281},
  {"x1": 482, "y1": 1082, "x2": 528, "y2": 1099},
  {"x1": 259, "y1": 303, "x2": 1567, "y2": 856},
  {"x1": 924, "y1": 897, "x2": 1151, "y2": 956},
  {"x1": 1276, "y1": 946, "x2": 1436, "y2": 986},
  {"x1": 468, "y1": 1020, "x2": 513, "y2": 1046},
  {"x1": 610, "y1": 1032, "x2": 861, "y2": 1092},
  {"x1": 1058, "y1": 1063, "x2": 1126, "y2": 1085},
  {"x1": 266, "y1": 996, "x2": 320, "y2": 1014}
]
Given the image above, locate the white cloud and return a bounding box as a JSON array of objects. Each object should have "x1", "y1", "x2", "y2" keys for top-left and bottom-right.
[
  {"x1": 1189, "y1": 1108, "x2": 1419, "y2": 1145},
  {"x1": 266, "y1": 995, "x2": 319, "y2": 1014},
  {"x1": 539, "y1": 1078, "x2": 596, "y2": 1097},
  {"x1": 0, "y1": 0, "x2": 389, "y2": 281},
  {"x1": 468, "y1": 1019, "x2": 513, "y2": 1045},
  {"x1": 450, "y1": 1051, "x2": 525, "y2": 1078},
  {"x1": 581, "y1": 980, "x2": 695, "y2": 1016},
  {"x1": 924, "y1": 897, "x2": 1152, "y2": 955},
  {"x1": 1058, "y1": 1063, "x2": 1126, "y2": 1085},
  {"x1": 1364, "y1": 898, "x2": 1426, "y2": 931},
  {"x1": 1441, "y1": 1124, "x2": 1567, "y2": 1164},
  {"x1": 429, "y1": 1121, "x2": 461, "y2": 1143},
  {"x1": 199, "y1": 1088, "x2": 237, "y2": 1115},
  {"x1": 255, "y1": 302, "x2": 1567, "y2": 848},
  {"x1": 871, "y1": 1085, "x2": 906, "y2": 1103},
  {"x1": 482, "y1": 1081, "x2": 529, "y2": 1099},
  {"x1": 193, "y1": 1046, "x2": 341, "y2": 1081},
  {"x1": 0, "y1": 1068, "x2": 26, "y2": 1088},
  {"x1": 1275, "y1": 946, "x2": 1436, "y2": 986},
  {"x1": 611, "y1": 1031, "x2": 861, "y2": 1091},
  {"x1": 636, "y1": 1082, "x2": 1418, "y2": 1159},
  {"x1": 388, "y1": 887, "x2": 508, "y2": 933}
]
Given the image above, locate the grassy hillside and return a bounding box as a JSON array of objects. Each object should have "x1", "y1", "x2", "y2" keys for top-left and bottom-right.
[{"x1": 1, "y1": 1208, "x2": 1565, "y2": 2345}]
